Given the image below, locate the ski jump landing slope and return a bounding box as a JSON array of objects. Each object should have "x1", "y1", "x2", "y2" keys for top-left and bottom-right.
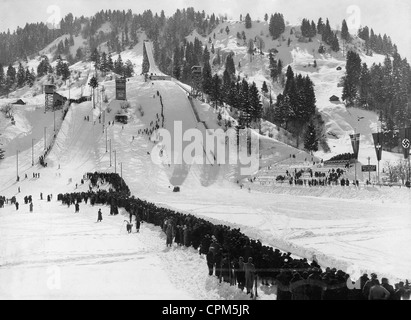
[{"x1": 144, "y1": 41, "x2": 164, "y2": 76}]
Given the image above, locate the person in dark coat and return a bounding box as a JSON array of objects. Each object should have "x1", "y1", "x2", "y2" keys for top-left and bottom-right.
[
  {"x1": 166, "y1": 222, "x2": 174, "y2": 247},
  {"x1": 126, "y1": 221, "x2": 133, "y2": 233},
  {"x1": 368, "y1": 279, "x2": 390, "y2": 300},
  {"x1": 97, "y1": 209, "x2": 103, "y2": 222},
  {"x1": 381, "y1": 278, "x2": 395, "y2": 300},
  {"x1": 362, "y1": 273, "x2": 378, "y2": 299},
  {"x1": 235, "y1": 257, "x2": 246, "y2": 290},
  {"x1": 214, "y1": 249, "x2": 223, "y2": 279},
  {"x1": 29, "y1": 202, "x2": 33, "y2": 213},
  {"x1": 183, "y1": 225, "x2": 190, "y2": 247},
  {"x1": 75, "y1": 203, "x2": 80, "y2": 213},
  {"x1": 136, "y1": 215, "x2": 141, "y2": 233},
  {"x1": 206, "y1": 248, "x2": 215, "y2": 276},
  {"x1": 244, "y1": 257, "x2": 256, "y2": 297},
  {"x1": 15, "y1": 202, "x2": 19, "y2": 211}
]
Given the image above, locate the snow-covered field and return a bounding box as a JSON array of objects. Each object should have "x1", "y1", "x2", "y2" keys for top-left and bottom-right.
[{"x1": 1, "y1": 22, "x2": 410, "y2": 299}]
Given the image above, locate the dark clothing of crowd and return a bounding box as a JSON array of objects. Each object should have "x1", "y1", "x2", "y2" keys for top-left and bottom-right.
[{"x1": 49, "y1": 172, "x2": 411, "y2": 300}]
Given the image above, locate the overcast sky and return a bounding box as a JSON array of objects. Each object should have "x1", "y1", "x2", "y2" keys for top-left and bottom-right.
[{"x1": 1, "y1": 0, "x2": 410, "y2": 59}]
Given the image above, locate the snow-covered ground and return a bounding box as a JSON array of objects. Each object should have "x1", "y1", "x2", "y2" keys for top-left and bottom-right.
[{"x1": 1, "y1": 22, "x2": 411, "y2": 299}]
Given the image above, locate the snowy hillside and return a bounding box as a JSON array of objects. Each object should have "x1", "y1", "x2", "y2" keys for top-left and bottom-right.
[{"x1": 187, "y1": 20, "x2": 405, "y2": 170}]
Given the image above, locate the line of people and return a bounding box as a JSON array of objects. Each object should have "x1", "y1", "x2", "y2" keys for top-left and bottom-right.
[{"x1": 54, "y1": 171, "x2": 411, "y2": 300}]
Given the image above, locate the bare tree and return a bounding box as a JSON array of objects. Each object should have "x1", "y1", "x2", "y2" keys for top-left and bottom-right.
[
  {"x1": 384, "y1": 161, "x2": 410, "y2": 184},
  {"x1": 255, "y1": 36, "x2": 265, "y2": 54},
  {"x1": 384, "y1": 161, "x2": 398, "y2": 183},
  {"x1": 397, "y1": 160, "x2": 410, "y2": 185},
  {"x1": 1, "y1": 104, "x2": 15, "y2": 119},
  {"x1": 248, "y1": 39, "x2": 254, "y2": 62}
]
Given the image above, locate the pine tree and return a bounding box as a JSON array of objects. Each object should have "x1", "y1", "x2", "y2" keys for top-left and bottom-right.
[
  {"x1": 215, "y1": 50, "x2": 221, "y2": 65},
  {"x1": 173, "y1": 46, "x2": 182, "y2": 80},
  {"x1": 342, "y1": 51, "x2": 362, "y2": 106},
  {"x1": 124, "y1": 60, "x2": 134, "y2": 78},
  {"x1": 61, "y1": 63, "x2": 71, "y2": 82},
  {"x1": 247, "y1": 39, "x2": 254, "y2": 62},
  {"x1": 284, "y1": 65, "x2": 295, "y2": 94},
  {"x1": 382, "y1": 55, "x2": 393, "y2": 103},
  {"x1": 269, "y1": 52, "x2": 278, "y2": 81},
  {"x1": 310, "y1": 21, "x2": 317, "y2": 37},
  {"x1": 100, "y1": 52, "x2": 108, "y2": 76},
  {"x1": 322, "y1": 19, "x2": 333, "y2": 45},
  {"x1": 274, "y1": 94, "x2": 292, "y2": 128},
  {"x1": 202, "y1": 46, "x2": 212, "y2": 94},
  {"x1": 331, "y1": 33, "x2": 340, "y2": 52},
  {"x1": 341, "y1": 19, "x2": 350, "y2": 42},
  {"x1": 17, "y1": 62, "x2": 26, "y2": 88},
  {"x1": 115, "y1": 54, "x2": 124, "y2": 75},
  {"x1": 75, "y1": 47, "x2": 83, "y2": 61},
  {"x1": 245, "y1": 14, "x2": 252, "y2": 29},
  {"x1": 56, "y1": 56, "x2": 63, "y2": 77},
  {"x1": 69, "y1": 34, "x2": 75, "y2": 46},
  {"x1": 88, "y1": 75, "x2": 98, "y2": 108},
  {"x1": 317, "y1": 18, "x2": 324, "y2": 34},
  {"x1": 90, "y1": 48, "x2": 100, "y2": 69},
  {"x1": 225, "y1": 54, "x2": 236, "y2": 80},
  {"x1": 239, "y1": 79, "x2": 251, "y2": 127},
  {"x1": 370, "y1": 62, "x2": 384, "y2": 113},
  {"x1": 7, "y1": 65, "x2": 16, "y2": 84},
  {"x1": 359, "y1": 63, "x2": 371, "y2": 108},
  {"x1": 225, "y1": 26, "x2": 230, "y2": 35},
  {"x1": 304, "y1": 121, "x2": 319, "y2": 152},
  {"x1": 0, "y1": 64, "x2": 5, "y2": 93},
  {"x1": 25, "y1": 68, "x2": 35, "y2": 87},
  {"x1": 210, "y1": 74, "x2": 222, "y2": 108},
  {"x1": 222, "y1": 70, "x2": 232, "y2": 103},
  {"x1": 302, "y1": 76, "x2": 316, "y2": 118},
  {"x1": 107, "y1": 53, "x2": 114, "y2": 71},
  {"x1": 37, "y1": 57, "x2": 50, "y2": 78},
  {"x1": 342, "y1": 77, "x2": 356, "y2": 107},
  {"x1": 269, "y1": 13, "x2": 285, "y2": 40},
  {"x1": 278, "y1": 59, "x2": 283, "y2": 74},
  {"x1": 262, "y1": 81, "x2": 268, "y2": 94},
  {"x1": 249, "y1": 82, "x2": 262, "y2": 122}
]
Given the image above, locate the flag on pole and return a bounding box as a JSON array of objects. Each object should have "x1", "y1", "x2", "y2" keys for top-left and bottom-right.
[
  {"x1": 400, "y1": 128, "x2": 411, "y2": 160},
  {"x1": 350, "y1": 133, "x2": 361, "y2": 160},
  {"x1": 372, "y1": 132, "x2": 383, "y2": 162}
]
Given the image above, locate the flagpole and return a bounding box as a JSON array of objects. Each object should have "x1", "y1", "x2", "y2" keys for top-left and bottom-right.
[{"x1": 378, "y1": 160, "x2": 380, "y2": 186}]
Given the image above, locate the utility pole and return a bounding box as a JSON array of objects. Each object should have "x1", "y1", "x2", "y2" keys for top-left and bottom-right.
[
  {"x1": 53, "y1": 105, "x2": 56, "y2": 133},
  {"x1": 16, "y1": 150, "x2": 19, "y2": 181},
  {"x1": 105, "y1": 127, "x2": 108, "y2": 152},
  {"x1": 32, "y1": 139, "x2": 35, "y2": 166},
  {"x1": 109, "y1": 139, "x2": 112, "y2": 166},
  {"x1": 121, "y1": 162, "x2": 123, "y2": 184},
  {"x1": 44, "y1": 127, "x2": 47, "y2": 150},
  {"x1": 114, "y1": 150, "x2": 117, "y2": 174},
  {"x1": 376, "y1": 143, "x2": 381, "y2": 185},
  {"x1": 368, "y1": 156, "x2": 371, "y2": 183}
]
